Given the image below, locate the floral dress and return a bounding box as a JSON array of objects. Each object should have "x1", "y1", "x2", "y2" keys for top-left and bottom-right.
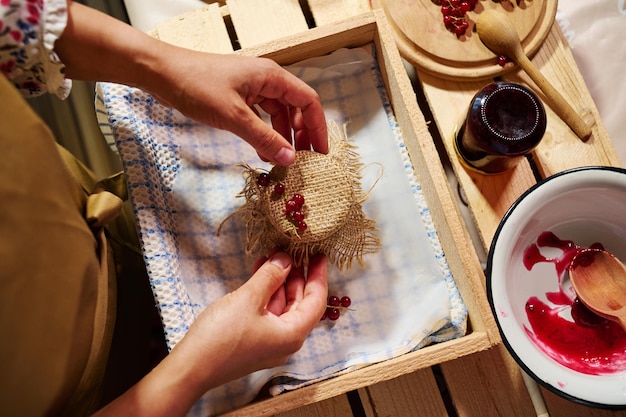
[{"x1": 1, "y1": 0, "x2": 70, "y2": 98}]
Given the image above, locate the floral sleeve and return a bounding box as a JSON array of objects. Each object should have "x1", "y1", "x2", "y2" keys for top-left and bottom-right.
[{"x1": 1, "y1": 0, "x2": 71, "y2": 98}]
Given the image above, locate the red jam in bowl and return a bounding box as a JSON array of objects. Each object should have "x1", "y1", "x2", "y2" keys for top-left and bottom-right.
[{"x1": 523, "y1": 231, "x2": 626, "y2": 375}]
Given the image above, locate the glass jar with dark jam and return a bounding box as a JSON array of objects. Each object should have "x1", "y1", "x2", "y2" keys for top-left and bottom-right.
[{"x1": 455, "y1": 81, "x2": 547, "y2": 174}]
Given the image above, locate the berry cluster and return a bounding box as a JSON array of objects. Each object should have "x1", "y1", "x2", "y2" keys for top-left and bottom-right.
[
  {"x1": 436, "y1": 0, "x2": 525, "y2": 40},
  {"x1": 321, "y1": 295, "x2": 352, "y2": 321},
  {"x1": 256, "y1": 172, "x2": 308, "y2": 233},
  {"x1": 285, "y1": 193, "x2": 307, "y2": 232},
  {"x1": 440, "y1": 0, "x2": 478, "y2": 37}
]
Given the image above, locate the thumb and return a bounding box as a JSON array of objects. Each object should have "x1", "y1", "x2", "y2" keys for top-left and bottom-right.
[{"x1": 245, "y1": 252, "x2": 292, "y2": 308}]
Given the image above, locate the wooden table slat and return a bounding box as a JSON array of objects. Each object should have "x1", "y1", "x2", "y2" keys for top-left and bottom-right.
[
  {"x1": 227, "y1": 0, "x2": 309, "y2": 48},
  {"x1": 154, "y1": 3, "x2": 233, "y2": 53},
  {"x1": 273, "y1": 394, "x2": 354, "y2": 417},
  {"x1": 541, "y1": 388, "x2": 626, "y2": 417},
  {"x1": 439, "y1": 345, "x2": 537, "y2": 417},
  {"x1": 308, "y1": 0, "x2": 371, "y2": 27},
  {"x1": 359, "y1": 368, "x2": 449, "y2": 417}
]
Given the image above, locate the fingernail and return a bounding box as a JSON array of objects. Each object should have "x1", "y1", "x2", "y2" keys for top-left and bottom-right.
[
  {"x1": 274, "y1": 147, "x2": 295, "y2": 166},
  {"x1": 270, "y1": 252, "x2": 291, "y2": 270}
]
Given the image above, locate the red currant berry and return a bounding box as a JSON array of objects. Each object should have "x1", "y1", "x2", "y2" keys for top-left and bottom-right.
[
  {"x1": 273, "y1": 183, "x2": 285, "y2": 196},
  {"x1": 454, "y1": 25, "x2": 466, "y2": 36},
  {"x1": 285, "y1": 199, "x2": 299, "y2": 213},
  {"x1": 257, "y1": 172, "x2": 270, "y2": 187},
  {"x1": 459, "y1": 1, "x2": 470, "y2": 12},
  {"x1": 320, "y1": 309, "x2": 328, "y2": 321},
  {"x1": 297, "y1": 221, "x2": 308, "y2": 232},
  {"x1": 497, "y1": 55, "x2": 509, "y2": 67},
  {"x1": 327, "y1": 308, "x2": 341, "y2": 321},
  {"x1": 292, "y1": 210, "x2": 305, "y2": 222},
  {"x1": 328, "y1": 295, "x2": 340, "y2": 307},
  {"x1": 449, "y1": 0, "x2": 460, "y2": 7},
  {"x1": 292, "y1": 193, "x2": 305, "y2": 207},
  {"x1": 441, "y1": 5, "x2": 451, "y2": 15},
  {"x1": 340, "y1": 296, "x2": 352, "y2": 308},
  {"x1": 451, "y1": 7, "x2": 464, "y2": 17}
]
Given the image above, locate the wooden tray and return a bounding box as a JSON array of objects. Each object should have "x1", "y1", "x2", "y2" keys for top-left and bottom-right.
[
  {"x1": 373, "y1": 0, "x2": 557, "y2": 80},
  {"x1": 149, "y1": 6, "x2": 498, "y2": 417}
]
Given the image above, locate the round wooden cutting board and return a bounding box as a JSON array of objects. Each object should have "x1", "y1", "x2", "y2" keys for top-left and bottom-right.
[{"x1": 372, "y1": 0, "x2": 557, "y2": 80}]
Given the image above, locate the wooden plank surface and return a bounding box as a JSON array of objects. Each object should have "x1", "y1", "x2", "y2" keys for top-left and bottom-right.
[
  {"x1": 359, "y1": 368, "x2": 449, "y2": 417},
  {"x1": 274, "y1": 394, "x2": 354, "y2": 417},
  {"x1": 308, "y1": 0, "x2": 371, "y2": 26},
  {"x1": 440, "y1": 346, "x2": 538, "y2": 417},
  {"x1": 227, "y1": 0, "x2": 309, "y2": 47},
  {"x1": 154, "y1": 3, "x2": 233, "y2": 53}
]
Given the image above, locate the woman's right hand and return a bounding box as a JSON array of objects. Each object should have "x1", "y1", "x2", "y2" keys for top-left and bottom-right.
[{"x1": 94, "y1": 252, "x2": 328, "y2": 417}]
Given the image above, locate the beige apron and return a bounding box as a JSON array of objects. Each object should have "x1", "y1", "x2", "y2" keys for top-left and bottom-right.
[{"x1": 0, "y1": 73, "x2": 137, "y2": 416}]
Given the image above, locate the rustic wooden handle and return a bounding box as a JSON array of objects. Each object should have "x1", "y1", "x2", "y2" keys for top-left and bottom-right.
[{"x1": 516, "y1": 53, "x2": 592, "y2": 141}]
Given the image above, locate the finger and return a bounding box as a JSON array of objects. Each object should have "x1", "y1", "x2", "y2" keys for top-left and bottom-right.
[
  {"x1": 266, "y1": 284, "x2": 286, "y2": 316},
  {"x1": 258, "y1": 70, "x2": 328, "y2": 155},
  {"x1": 291, "y1": 108, "x2": 312, "y2": 151},
  {"x1": 245, "y1": 252, "x2": 293, "y2": 310},
  {"x1": 284, "y1": 264, "x2": 306, "y2": 311},
  {"x1": 252, "y1": 255, "x2": 268, "y2": 272},
  {"x1": 257, "y1": 98, "x2": 293, "y2": 145},
  {"x1": 300, "y1": 104, "x2": 328, "y2": 155},
  {"x1": 283, "y1": 254, "x2": 328, "y2": 330},
  {"x1": 227, "y1": 103, "x2": 296, "y2": 166}
]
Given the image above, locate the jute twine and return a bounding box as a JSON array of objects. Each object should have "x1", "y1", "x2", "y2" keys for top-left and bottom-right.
[{"x1": 224, "y1": 121, "x2": 381, "y2": 270}]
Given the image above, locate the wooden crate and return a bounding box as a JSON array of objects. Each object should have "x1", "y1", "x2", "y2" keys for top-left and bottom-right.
[{"x1": 151, "y1": 8, "x2": 500, "y2": 417}]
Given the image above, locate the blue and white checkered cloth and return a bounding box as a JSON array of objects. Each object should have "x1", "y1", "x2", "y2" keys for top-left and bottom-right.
[{"x1": 97, "y1": 46, "x2": 467, "y2": 416}]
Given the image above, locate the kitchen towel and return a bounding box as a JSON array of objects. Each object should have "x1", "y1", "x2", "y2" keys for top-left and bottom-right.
[{"x1": 96, "y1": 46, "x2": 467, "y2": 416}]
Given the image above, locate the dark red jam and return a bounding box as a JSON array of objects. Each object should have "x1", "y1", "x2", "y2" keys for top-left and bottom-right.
[
  {"x1": 522, "y1": 231, "x2": 626, "y2": 375},
  {"x1": 456, "y1": 82, "x2": 547, "y2": 174}
]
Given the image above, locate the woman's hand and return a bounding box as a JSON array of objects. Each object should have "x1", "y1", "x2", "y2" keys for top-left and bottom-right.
[
  {"x1": 148, "y1": 51, "x2": 329, "y2": 166},
  {"x1": 55, "y1": 2, "x2": 328, "y2": 166},
  {"x1": 176, "y1": 252, "x2": 328, "y2": 387},
  {"x1": 93, "y1": 252, "x2": 328, "y2": 417}
]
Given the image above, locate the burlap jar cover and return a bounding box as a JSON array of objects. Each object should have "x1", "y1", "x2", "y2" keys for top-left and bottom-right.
[{"x1": 224, "y1": 122, "x2": 381, "y2": 270}]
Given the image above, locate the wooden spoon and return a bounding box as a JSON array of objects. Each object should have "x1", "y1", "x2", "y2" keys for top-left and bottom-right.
[
  {"x1": 569, "y1": 249, "x2": 626, "y2": 330},
  {"x1": 476, "y1": 10, "x2": 592, "y2": 141}
]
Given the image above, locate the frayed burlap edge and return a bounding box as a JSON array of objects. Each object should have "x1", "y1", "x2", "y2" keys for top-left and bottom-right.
[{"x1": 222, "y1": 121, "x2": 381, "y2": 270}]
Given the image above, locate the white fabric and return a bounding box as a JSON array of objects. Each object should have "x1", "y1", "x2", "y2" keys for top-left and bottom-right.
[
  {"x1": 41, "y1": 0, "x2": 71, "y2": 98},
  {"x1": 97, "y1": 46, "x2": 467, "y2": 416},
  {"x1": 556, "y1": 1, "x2": 626, "y2": 164}
]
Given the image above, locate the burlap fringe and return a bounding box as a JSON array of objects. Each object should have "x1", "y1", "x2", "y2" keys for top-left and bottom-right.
[{"x1": 222, "y1": 121, "x2": 381, "y2": 270}]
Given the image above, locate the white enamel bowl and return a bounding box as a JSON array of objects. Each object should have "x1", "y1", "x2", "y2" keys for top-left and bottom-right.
[{"x1": 487, "y1": 166, "x2": 626, "y2": 408}]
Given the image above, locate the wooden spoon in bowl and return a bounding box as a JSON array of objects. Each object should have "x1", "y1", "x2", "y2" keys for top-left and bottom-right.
[
  {"x1": 569, "y1": 249, "x2": 626, "y2": 331},
  {"x1": 476, "y1": 9, "x2": 592, "y2": 141}
]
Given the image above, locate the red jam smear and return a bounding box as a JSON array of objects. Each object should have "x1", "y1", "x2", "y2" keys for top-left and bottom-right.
[{"x1": 522, "y1": 231, "x2": 626, "y2": 375}]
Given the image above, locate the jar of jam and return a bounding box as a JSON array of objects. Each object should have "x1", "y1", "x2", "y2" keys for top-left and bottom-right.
[{"x1": 454, "y1": 81, "x2": 547, "y2": 174}]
